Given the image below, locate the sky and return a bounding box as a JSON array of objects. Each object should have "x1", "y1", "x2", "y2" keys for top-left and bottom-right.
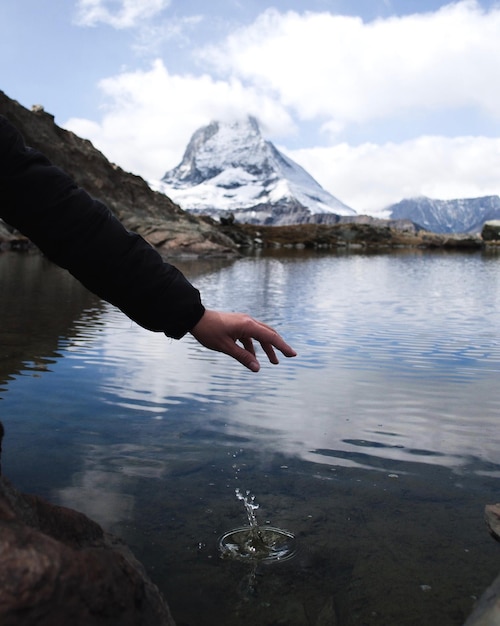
[{"x1": 2, "y1": 0, "x2": 500, "y2": 214}]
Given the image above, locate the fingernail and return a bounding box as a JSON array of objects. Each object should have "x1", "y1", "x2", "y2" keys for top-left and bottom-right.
[{"x1": 249, "y1": 361, "x2": 260, "y2": 372}]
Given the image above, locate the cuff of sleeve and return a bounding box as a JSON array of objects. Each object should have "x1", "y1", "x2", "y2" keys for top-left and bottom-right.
[{"x1": 166, "y1": 303, "x2": 206, "y2": 340}]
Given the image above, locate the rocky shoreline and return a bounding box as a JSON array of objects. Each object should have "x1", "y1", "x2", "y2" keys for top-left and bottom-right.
[
  {"x1": 217, "y1": 219, "x2": 487, "y2": 252},
  {"x1": 0, "y1": 216, "x2": 489, "y2": 256}
]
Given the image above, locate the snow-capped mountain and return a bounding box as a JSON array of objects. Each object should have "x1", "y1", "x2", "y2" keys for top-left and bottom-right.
[
  {"x1": 387, "y1": 196, "x2": 500, "y2": 234},
  {"x1": 157, "y1": 116, "x2": 355, "y2": 225}
]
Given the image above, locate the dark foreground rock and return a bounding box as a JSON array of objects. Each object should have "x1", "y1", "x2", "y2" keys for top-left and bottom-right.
[
  {"x1": 463, "y1": 505, "x2": 500, "y2": 626},
  {"x1": 481, "y1": 221, "x2": 500, "y2": 243},
  {"x1": 0, "y1": 473, "x2": 175, "y2": 626},
  {"x1": 464, "y1": 572, "x2": 500, "y2": 626}
]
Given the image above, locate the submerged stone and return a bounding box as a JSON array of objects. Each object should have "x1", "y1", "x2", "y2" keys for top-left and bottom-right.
[
  {"x1": 485, "y1": 503, "x2": 500, "y2": 542},
  {"x1": 0, "y1": 473, "x2": 176, "y2": 625}
]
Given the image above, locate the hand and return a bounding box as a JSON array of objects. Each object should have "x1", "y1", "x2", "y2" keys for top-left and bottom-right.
[{"x1": 190, "y1": 310, "x2": 297, "y2": 372}]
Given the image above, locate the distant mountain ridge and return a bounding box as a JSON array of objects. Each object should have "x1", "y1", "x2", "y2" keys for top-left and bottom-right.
[
  {"x1": 158, "y1": 116, "x2": 500, "y2": 233},
  {"x1": 386, "y1": 195, "x2": 500, "y2": 234},
  {"x1": 158, "y1": 116, "x2": 355, "y2": 225}
]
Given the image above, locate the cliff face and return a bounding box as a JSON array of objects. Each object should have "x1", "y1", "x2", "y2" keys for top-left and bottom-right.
[{"x1": 0, "y1": 92, "x2": 237, "y2": 258}]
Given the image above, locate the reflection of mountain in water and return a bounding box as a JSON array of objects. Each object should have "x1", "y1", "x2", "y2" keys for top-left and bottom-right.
[{"x1": 0, "y1": 253, "x2": 102, "y2": 395}]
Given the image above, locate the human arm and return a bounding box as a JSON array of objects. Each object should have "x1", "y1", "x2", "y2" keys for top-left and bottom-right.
[
  {"x1": 190, "y1": 310, "x2": 297, "y2": 372},
  {"x1": 0, "y1": 115, "x2": 297, "y2": 367},
  {"x1": 0, "y1": 114, "x2": 204, "y2": 338}
]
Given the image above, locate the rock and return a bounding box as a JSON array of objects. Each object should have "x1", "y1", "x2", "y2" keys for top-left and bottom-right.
[
  {"x1": 464, "y1": 505, "x2": 500, "y2": 626},
  {"x1": 315, "y1": 596, "x2": 338, "y2": 625},
  {"x1": 0, "y1": 424, "x2": 175, "y2": 626},
  {"x1": 463, "y1": 572, "x2": 500, "y2": 626},
  {"x1": 219, "y1": 212, "x2": 235, "y2": 226},
  {"x1": 485, "y1": 504, "x2": 500, "y2": 542},
  {"x1": 0, "y1": 218, "x2": 30, "y2": 250},
  {"x1": 482, "y1": 221, "x2": 500, "y2": 242}
]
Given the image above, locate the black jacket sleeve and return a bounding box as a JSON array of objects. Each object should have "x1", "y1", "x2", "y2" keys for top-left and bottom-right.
[{"x1": 0, "y1": 115, "x2": 205, "y2": 339}]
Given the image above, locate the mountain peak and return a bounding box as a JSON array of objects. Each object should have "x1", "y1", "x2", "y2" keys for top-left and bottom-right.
[{"x1": 158, "y1": 116, "x2": 355, "y2": 224}]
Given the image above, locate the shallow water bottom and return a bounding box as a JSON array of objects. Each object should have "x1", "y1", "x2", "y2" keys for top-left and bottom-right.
[{"x1": 109, "y1": 448, "x2": 499, "y2": 626}]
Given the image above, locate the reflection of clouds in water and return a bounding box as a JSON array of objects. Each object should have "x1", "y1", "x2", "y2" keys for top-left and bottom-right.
[
  {"x1": 58, "y1": 470, "x2": 134, "y2": 528},
  {"x1": 59, "y1": 254, "x2": 500, "y2": 478},
  {"x1": 66, "y1": 304, "x2": 219, "y2": 412},
  {"x1": 197, "y1": 257, "x2": 500, "y2": 470},
  {"x1": 193, "y1": 257, "x2": 297, "y2": 329},
  {"x1": 56, "y1": 442, "x2": 168, "y2": 528},
  {"x1": 205, "y1": 360, "x2": 500, "y2": 471},
  {"x1": 84, "y1": 297, "x2": 295, "y2": 414}
]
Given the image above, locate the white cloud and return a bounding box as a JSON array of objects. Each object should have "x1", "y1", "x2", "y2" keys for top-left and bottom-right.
[
  {"x1": 287, "y1": 135, "x2": 500, "y2": 213},
  {"x1": 67, "y1": 1, "x2": 500, "y2": 213},
  {"x1": 132, "y1": 15, "x2": 204, "y2": 56},
  {"x1": 74, "y1": 0, "x2": 171, "y2": 29},
  {"x1": 202, "y1": 1, "x2": 500, "y2": 132},
  {"x1": 65, "y1": 59, "x2": 294, "y2": 181}
]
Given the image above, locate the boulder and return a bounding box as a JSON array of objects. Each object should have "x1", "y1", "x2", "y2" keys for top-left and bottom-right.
[
  {"x1": 485, "y1": 504, "x2": 500, "y2": 542},
  {"x1": 481, "y1": 221, "x2": 500, "y2": 242},
  {"x1": 0, "y1": 422, "x2": 175, "y2": 625},
  {"x1": 463, "y1": 572, "x2": 500, "y2": 626},
  {"x1": 463, "y1": 505, "x2": 500, "y2": 626}
]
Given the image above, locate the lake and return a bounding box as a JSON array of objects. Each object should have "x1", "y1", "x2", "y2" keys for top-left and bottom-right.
[{"x1": 1, "y1": 249, "x2": 499, "y2": 625}]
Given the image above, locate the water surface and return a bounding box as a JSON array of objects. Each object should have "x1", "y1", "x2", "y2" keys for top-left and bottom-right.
[{"x1": 1, "y1": 249, "x2": 499, "y2": 625}]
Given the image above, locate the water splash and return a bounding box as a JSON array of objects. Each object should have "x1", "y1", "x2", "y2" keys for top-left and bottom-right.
[
  {"x1": 235, "y1": 488, "x2": 259, "y2": 528},
  {"x1": 219, "y1": 489, "x2": 296, "y2": 562}
]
